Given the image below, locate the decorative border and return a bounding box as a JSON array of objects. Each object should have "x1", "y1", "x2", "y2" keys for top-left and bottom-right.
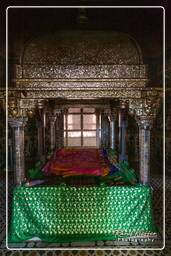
[
  {"x1": 14, "y1": 79, "x2": 148, "y2": 88},
  {"x1": 16, "y1": 65, "x2": 147, "y2": 79}
]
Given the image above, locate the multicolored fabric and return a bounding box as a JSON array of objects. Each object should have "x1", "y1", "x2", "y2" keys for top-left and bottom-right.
[
  {"x1": 100, "y1": 150, "x2": 138, "y2": 185},
  {"x1": 9, "y1": 185, "x2": 157, "y2": 243},
  {"x1": 106, "y1": 149, "x2": 118, "y2": 166},
  {"x1": 42, "y1": 148, "x2": 110, "y2": 177},
  {"x1": 98, "y1": 165, "x2": 138, "y2": 185},
  {"x1": 102, "y1": 149, "x2": 120, "y2": 174}
]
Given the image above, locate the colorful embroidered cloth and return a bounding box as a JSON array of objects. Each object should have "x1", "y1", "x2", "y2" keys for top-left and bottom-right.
[
  {"x1": 42, "y1": 148, "x2": 110, "y2": 177},
  {"x1": 9, "y1": 185, "x2": 157, "y2": 243}
]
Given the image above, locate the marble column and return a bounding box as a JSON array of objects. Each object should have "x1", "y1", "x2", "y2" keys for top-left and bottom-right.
[
  {"x1": 129, "y1": 97, "x2": 161, "y2": 184},
  {"x1": 8, "y1": 117, "x2": 28, "y2": 185},
  {"x1": 138, "y1": 119, "x2": 152, "y2": 185},
  {"x1": 37, "y1": 100, "x2": 46, "y2": 161},
  {"x1": 42, "y1": 109, "x2": 46, "y2": 157},
  {"x1": 119, "y1": 109, "x2": 128, "y2": 162},
  {"x1": 37, "y1": 109, "x2": 46, "y2": 162},
  {"x1": 101, "y1": 110, "x2": 110, "y2": 149},
  {"x1": 135, "y1": 133, "x2": 139, "y2": 163},
  {"x1": 95, "y1": 109, "x2": 101, "y2": 148},
  {"x1": 109, "y1": 109, "x2": 117, "y2": 150},
  {"x1": 55, "y1": 109, "x2": 64, "y2": 149},
  {"x1": 49, "y1": 116, "x2": 57, "y2": 151},
  {"x1": 36, "y1": 119, "x2": 43, "y2": 161}
]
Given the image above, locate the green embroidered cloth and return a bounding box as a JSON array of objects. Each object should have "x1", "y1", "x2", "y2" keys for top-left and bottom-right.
[{"x1": 9, "y1": 185, "x2": 157, "y2": 243}]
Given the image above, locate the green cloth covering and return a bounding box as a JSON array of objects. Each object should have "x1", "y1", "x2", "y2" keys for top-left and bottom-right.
[
  {"x1": 28, "y1": 168, "x2": 43, "y2": 180},
  {"x1": 116, "y1": 161, "x2": 138, "y2": 185},
  {"x1": 9, "y1": 185, "x2": 157, "y2": 243},
  {"x1": 28, "y1": 161, "x2": 44, "y2": 180}
]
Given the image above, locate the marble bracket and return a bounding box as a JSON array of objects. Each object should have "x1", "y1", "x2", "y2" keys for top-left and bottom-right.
[{"x1": 8, "y1": 98, "x2": 48, "y2": 119}]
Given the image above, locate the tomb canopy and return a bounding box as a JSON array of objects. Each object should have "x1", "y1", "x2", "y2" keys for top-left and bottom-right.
[{"x1": 0, "y1": 30, "x2": 162, "y2": 185}]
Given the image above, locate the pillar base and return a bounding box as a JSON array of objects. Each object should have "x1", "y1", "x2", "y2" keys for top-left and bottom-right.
[{"x1": 119, "y1": 154, "x2": 128, "y2": 163}]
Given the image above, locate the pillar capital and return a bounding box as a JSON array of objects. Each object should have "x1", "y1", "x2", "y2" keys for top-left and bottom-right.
[
  {"x1": 8, "y1": 98, "x2": 20, "y2": 118},
  {"x1": 8, "y1": 117, "x2": 28, "y2": 128},
  {"x1": 109, "y1": 107, "x2": 117, "y2": 121},
  {"x1": 119, "y1": 99, "x2": 129, "y2": 109},
  {"x1": 54, "y1": 108, "x2": 66, "y2": 116},
  {"x1": 129, "y1": 97, "x2": 160, "y2": 129},
  {"x1": 9, "y1": 98, "x2": 37, "y2": 118},
  {"x1": 49, "y1": 115, "x2": 57, "y2": 122},
  {"x1": 136, "y1": 116, "x2": 153, "y2": 130},
  {"x1": 37, "y1": 99, "x2": 46, "y2": 109},
  {"x1": 102, "y1": 108, "x2": 111, "y2": 117}
]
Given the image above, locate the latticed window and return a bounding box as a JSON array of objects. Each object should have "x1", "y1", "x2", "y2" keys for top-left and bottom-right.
[{"x1": 64, "y1": 108, "x2": 100, "y2": 147}]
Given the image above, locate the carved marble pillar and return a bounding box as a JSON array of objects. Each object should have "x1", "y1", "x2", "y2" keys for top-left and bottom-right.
[
  {"x1": 49, "y1": 116, "x2": 57, "y2": 151},
  {"x1": 42, "y1": 109, "x2": 47, "y2": 156},
  {"x1": 8, "y1": 117, "x2": 28, "y2": 185},
  {"x1": 101, "y1": 109, "x2": 110, "y2": 149},
  {"x1": 37, "y1": 100, "x2": 46, "y2": 161},
  {"x1": 55, "y1": 109, "x2": 65, "y2": 149},
  {"x1": 134, "y1": 133, "x2": 139, "y2": 163},
  {"x1": 109, "y1": 108, "x2": 117, "y2": 150},
  {"x1": 36, "y1": 119, "x2": 43, "y2": 160},
  {"x1": 95, "y1": 108, "x2": 101, "y2": 148},
  {"x1": 129, "y1": 98, "x2": 160, "y2": 184},
  {"x1": 119, "y1": 108, "x2": 128, "y2": 162},
  {"x1": 137, "y1": 118, "x2": 152, "y2": 184}
]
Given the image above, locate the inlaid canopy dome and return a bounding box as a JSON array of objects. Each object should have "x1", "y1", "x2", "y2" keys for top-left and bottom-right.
[{"x1": 22, "y1": 30, "x2": 143, "y2": 65}]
